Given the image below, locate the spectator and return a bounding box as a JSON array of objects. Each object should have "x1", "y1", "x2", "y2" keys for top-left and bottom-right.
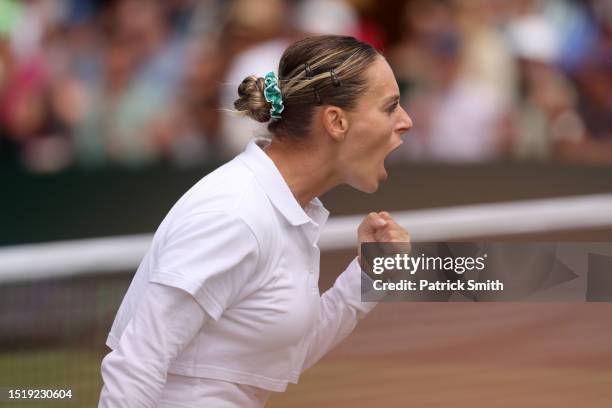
[
  {"x1": 0, "y1": 0, "x2": 609, "y2": 171},
  {"x1": 389, "y1": 0, "x2": 510, "y2": 162}
]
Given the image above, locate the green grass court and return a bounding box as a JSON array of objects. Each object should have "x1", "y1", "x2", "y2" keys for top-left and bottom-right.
[{"x1": 0, "y1": 349, "x2": 104, "y2": 407}]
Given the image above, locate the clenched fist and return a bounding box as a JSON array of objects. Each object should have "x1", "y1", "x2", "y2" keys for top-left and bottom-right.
[{"x1": 357, "y1": 211, "x2": 410, "y2": 261}]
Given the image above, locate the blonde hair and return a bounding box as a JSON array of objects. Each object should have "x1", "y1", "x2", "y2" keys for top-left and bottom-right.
[{"x1": 234, "y1": 35, "x2": 379, "y2": 138}]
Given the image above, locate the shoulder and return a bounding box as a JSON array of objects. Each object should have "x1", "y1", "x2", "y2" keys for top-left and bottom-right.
[{"x1": 161, "y1": 157, "x2": 276, "y2": 250}]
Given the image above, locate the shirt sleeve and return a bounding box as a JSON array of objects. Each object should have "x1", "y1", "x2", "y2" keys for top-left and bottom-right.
[
  {"x1": 99, "y1": 282, "x2": 209, "y2": 408},
  {"x1": 297, "y1": 257, "x2": 379, "y2": 372},
  {"x1": 150, "y1": 211, "x2": 260, "y2": 321}
]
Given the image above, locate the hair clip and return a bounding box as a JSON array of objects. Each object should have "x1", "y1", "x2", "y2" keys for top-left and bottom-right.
[
  {"x1": 330, "y1": 68, "x2": 341, "y2": 87},
  {"x1": 304, "y1": 63, "x2": 313, "y2": 79},
  {"x1": 304, "y1": 63, "x2": 322, "y2": 104}
]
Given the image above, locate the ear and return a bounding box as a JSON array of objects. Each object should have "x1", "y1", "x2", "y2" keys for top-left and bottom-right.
[{"x1": 321, "y1": 106, "x2": 349, "y2": 142}]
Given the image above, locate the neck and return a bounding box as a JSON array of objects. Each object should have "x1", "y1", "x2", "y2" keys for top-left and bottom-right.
[{"x1": 264, "y1": 137, "x2": 341, "y2": 208}]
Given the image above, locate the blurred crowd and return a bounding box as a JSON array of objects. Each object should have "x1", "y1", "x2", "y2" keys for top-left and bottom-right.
[{"x1": 0, "y1": 0, "x2": 610, "y2": 172}]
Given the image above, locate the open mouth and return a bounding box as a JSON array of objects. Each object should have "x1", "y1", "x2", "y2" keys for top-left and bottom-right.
[
  {"x1": 380, "y1": 158, "x2": 390, "y2": 181},
  {"x1": 380, "y1": 141, "x2": 403, "y2": 181},
  {"x1": 381, "y1": 164, "x2": 388, "y2": 180},
  {"x1": 391, "y1": 140, "x2": 404, "y2": 154}
]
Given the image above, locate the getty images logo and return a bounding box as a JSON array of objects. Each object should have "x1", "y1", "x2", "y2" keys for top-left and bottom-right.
[{"x1": 371, "y1": 253, "x2": 489, "y2": 276}]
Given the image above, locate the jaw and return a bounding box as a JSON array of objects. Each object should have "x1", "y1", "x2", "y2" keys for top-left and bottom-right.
[
  {"x1": 351, "y1": 156, "x2": 390, "y2": 193},
  {"x1": 339, "y1": 140, "x2": 400, "y2": 193},
  {"x1": 360, "y1": 182, "x2": 380, "y2": 194},
  {"x1": 346, "y1": 172, "x2": 380, "y2": 194}
]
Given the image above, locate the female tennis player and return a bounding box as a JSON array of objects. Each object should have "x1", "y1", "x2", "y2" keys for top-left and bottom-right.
[{"x1": 99, "y1": 35, "x2": 412, "y2": 407}]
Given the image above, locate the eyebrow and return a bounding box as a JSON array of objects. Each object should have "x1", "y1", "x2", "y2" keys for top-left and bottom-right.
[{"x1": 383, "y1": 94, "x2": 400, "y2": 105}]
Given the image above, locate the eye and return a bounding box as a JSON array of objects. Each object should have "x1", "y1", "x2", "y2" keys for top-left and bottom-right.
[{"x1": 386, "y1": 102, "x2": 399, "y2": 115}]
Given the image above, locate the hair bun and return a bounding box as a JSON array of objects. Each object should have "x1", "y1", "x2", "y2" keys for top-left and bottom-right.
[{"x1": 234, "y1": 75, "x2": 271, "y2": 123}]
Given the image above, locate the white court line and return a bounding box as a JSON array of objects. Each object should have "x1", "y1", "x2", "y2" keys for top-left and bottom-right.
[{"x1": 1, "y1": 193, "x2": 611, "y2": 283}]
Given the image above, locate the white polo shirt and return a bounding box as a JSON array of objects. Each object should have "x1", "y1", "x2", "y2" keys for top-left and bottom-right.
[{"x1": 104, "y1": 139, "x2": 377, "y2": 400}]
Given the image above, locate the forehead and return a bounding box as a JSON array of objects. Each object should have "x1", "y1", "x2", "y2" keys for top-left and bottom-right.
[{"x1": 362, "y1": 56, "x2": 399, "y2": 101}]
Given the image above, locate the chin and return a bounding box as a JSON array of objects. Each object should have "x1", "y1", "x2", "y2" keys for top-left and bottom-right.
[{"x1": 353, "y1": 179, "x2": 380, "y2": 194}]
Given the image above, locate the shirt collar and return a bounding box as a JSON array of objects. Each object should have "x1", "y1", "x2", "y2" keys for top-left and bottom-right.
[{"x1": 238, "y1": 139, "x2": 330, "y2": 228}]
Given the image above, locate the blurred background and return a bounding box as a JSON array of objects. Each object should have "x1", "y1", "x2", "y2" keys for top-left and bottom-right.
[
  {"x1": 0, "y1": 0, "x2": 611, "y2": 170},
  {"x1": 0, "y1": 0, "x2": 611, "y2": 407}
]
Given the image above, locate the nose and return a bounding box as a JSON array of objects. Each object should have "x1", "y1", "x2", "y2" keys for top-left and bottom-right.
[{"x1": 396, "y1": 106, "x2": 413, "y2": 136}]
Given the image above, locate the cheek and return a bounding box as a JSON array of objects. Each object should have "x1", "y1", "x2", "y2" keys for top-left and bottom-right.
[
  {"x1": 341, "y1": 115, "x2": 394, "y2": 180},
  {"x1": 359, "y1": 116, "x2": 395, "y2": 159}
]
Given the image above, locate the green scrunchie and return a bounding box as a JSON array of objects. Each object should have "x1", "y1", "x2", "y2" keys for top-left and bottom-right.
[{"x1": 263, "y1": 71, "x2": 284, "y2": 119}]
